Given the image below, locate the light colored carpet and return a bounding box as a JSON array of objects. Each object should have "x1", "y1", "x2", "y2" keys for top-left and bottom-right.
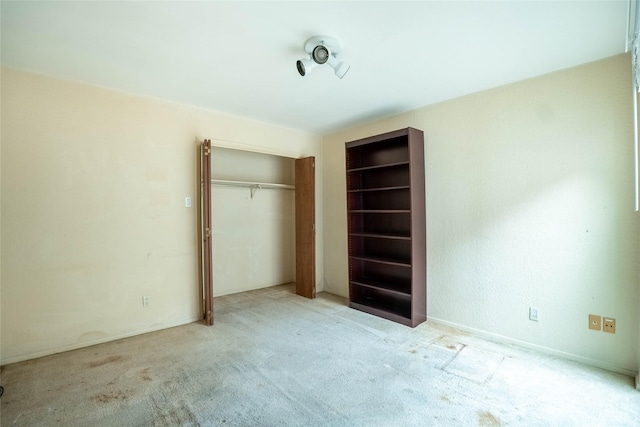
[{"x1": 1, "y1": 284, "x2": 638, "y2": 426}]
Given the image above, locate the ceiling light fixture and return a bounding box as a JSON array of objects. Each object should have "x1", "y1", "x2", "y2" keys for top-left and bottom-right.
[{"x1": 296, "y1": 35, "x2": 350, "y2": 79}]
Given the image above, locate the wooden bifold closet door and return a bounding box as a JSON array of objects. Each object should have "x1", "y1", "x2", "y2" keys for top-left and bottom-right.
[
  {"x1": 201, "y1": 139, "x2": 213, "y2": 325},
  {"x1": 295, "y1": 156, "x2": 316, "y2": 299}
]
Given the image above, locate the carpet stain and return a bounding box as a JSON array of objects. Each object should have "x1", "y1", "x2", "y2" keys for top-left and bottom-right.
[
  {"x1": 478, "y1": 410, "x2": 502, "y2": 426},
  {"x1": 91, "y1": 389, "x2": 132, "y2": 403},
  {"x1": 150, "y1": 379, "x2": 199, "y2": 426},
  {"x1": 440, "y1": 394, "x2": 452, "y2": 403},
  {"x1": 141, "y1": 368, "x2": 152, "y2": 381},
  {"x1": 87, "y1": 355, "x2": 128, "y2": 368},
  {"x1": 152, "y1": 399, "x2": 199, "y2": 426}
]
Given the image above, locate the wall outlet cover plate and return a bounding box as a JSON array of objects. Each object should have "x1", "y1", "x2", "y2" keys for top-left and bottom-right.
[
  {"x1": 603, "y1": 317, "x2": 615, "y2": 334},
  {"x1": 589, "y1": 314, "x2": 602, "y2": 331}
]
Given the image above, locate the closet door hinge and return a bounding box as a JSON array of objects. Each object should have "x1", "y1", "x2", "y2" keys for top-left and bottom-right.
[
  {"x1": 205, "y1": 227, "x2": 211, "y2": 239},
  {"x1": 203, "y1": 146, "x2": 211, "y2": 156}
]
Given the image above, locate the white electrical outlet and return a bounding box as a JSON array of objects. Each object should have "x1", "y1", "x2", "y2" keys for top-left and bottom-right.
[
  {"x1": 143, "y1": 296, "x2": 150, "y2": 308},
  {"x1": 185, "y1": 197, "x2": 192, "y2": 208},
  {"x1": 529, "y1": 306, "x2": 539, "y2": 322}
]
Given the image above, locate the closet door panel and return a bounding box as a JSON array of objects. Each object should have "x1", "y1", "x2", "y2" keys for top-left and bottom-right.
[
  {"x1": 201, "y1": 139, "x2": 213, "y2": 325},
  {"x1": 295, "y1": 156, "x2": 316, "y2": 299}
]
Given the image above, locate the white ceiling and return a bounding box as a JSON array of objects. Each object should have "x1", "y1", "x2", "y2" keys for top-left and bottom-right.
[{"x1": 0, "y1": 1, "x2": 630, "y2": 135}]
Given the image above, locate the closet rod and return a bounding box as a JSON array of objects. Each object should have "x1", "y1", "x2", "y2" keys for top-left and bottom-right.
[
  {"x1": 210, "y1": 179, "x2": 295, "y2": 200},
  {"x1": 210, "y1": 178, "x2": 294, "y2": 190}
]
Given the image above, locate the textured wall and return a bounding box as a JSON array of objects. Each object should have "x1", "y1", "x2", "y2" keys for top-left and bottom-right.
[
  {"x1": 323, "y1": 54, "x2": 639, "y2": 375},
  {"x1": 0, "y1": 69, "x2": 322, "y2": 364},
  {"x1": 0, "y1": 68, "x2": 3, "y2": 371}
]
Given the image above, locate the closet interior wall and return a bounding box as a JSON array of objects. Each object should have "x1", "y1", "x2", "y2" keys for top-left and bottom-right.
[{"x1": 210, "y1": 147, "x2": 296, "y2": 296}]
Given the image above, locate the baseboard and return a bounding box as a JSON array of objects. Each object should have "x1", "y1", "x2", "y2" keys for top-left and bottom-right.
[
  {"x1": 1, "y1": 316, "x2": 201, "y2": 367},
  {"x1": 636, "y1": 373, "x2": 640, "y2": 391},
  {"x1": 427, "y1": 317, "x2": 637, "y2": 379}
]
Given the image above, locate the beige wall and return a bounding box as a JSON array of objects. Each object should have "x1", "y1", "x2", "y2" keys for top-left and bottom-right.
[
  {"x1": 0, "y1": 68, "x2": 323, "y2": 365},
  {"x1": 323, "y1": 54, "x2": 639, "y2": 376},
  {"x1": 0, "y1": 67, "x2": 3, "y2": 374}
]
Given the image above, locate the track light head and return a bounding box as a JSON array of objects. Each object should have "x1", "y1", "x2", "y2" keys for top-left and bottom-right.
[
  {"x1": 312, "y1": 45, "x2": 330, "y2": 64},
  {"x1": 296, "y1": 35, "x2": 349, "y2": 79},
  {"x1": 327, "y1": 54, "x2": 350, "y2": 79},
  {"x1": 296, "y1": 58, "x2": 317, "y2": 76}
]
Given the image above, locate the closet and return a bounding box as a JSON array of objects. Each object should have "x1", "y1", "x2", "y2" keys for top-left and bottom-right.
[
  {"x1": 210, "y1": 147, "x2": 295, "y2": 296},
  {"x1": 200, "y1": 140, "x2": 315, "y2": 325}
]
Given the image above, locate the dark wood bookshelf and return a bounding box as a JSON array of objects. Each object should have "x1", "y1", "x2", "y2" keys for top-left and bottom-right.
[
  {"x1": 350, "y1": 279, "x2": 411, "y2": 296},
  {"x1": 349, "y1": 255, "x2": 411, "y2": 268},
  {"x1": 347, "y1": 185, "x2": 410, "y2": 193},
  {"x1": 346, "y1": 160, "x2": 410, "y2": 173},
  {"x1": 349, "y1": 232, "x2": 411, "y2": 240},
  {"x1": 345, "y1": 127, "x2": 426, "y2": 327}
]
